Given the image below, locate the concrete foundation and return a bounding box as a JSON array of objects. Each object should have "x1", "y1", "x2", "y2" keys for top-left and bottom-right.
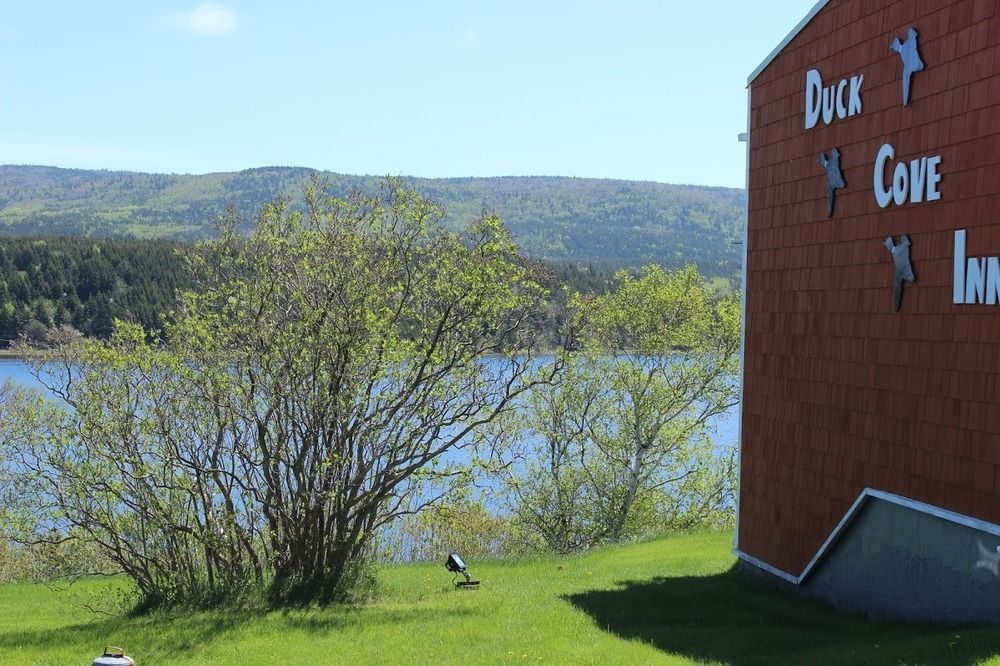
[{"x1": 739, "y1": 491, "x2": 1000, "y2": 624}]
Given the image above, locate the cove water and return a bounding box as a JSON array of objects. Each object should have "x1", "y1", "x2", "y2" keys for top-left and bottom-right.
[{"x1": 0, "y1": 357, "x2": 740, "y2": 452}]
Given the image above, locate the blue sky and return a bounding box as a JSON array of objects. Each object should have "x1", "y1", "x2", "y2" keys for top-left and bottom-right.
[{"x1": 0, "y1": 1, "x2": 816, "y2": 188}]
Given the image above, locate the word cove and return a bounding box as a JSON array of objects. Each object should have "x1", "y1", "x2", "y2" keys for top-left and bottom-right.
[{"x1": 873, "y1": 144, "x2": 941, "y2": 208}]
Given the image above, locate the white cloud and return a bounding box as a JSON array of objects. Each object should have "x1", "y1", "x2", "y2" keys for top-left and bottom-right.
[{"x1": 166, "y1": 3, "x2": 239, "y2": 37}]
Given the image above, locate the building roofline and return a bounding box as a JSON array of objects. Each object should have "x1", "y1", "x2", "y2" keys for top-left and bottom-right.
[{"x1": 747, "y1": 0, "x2": 831, "y2": 86}]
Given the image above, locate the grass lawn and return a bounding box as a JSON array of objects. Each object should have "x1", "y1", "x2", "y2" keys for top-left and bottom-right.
[{"x1": 1, "y1": 530, "x2": 999, "y2": 665}]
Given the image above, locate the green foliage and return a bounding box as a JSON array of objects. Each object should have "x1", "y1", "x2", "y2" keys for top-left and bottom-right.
[
  {"x1": 0, "y1": 541, "x2": 28, "y2": 584},
  {"x1": 3, "y1": 180, "x2": 555, "y2": 610},
  {"x1": 385, "y1": 497, "x2": 542, "y2": 563},
  {"x1": 0, "y1": 235, "x2": 187, "y2": 345},
  {"x1": 0, "y1": 165, "x2": 746, "y2": 280},
  {"x1": 510, "y1": 265, "x2": 741, "y2": 552},
  {"x1": 0, "y1": 233, "x2": 611, "y2": 347},
  {"x1": 0, "y1": 537, "x2": 115, "y2": 585}
]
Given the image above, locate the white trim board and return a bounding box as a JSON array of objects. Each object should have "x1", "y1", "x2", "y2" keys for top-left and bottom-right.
[
  {"x1": 747, "y1": 0, "x2": 831, "y2": 86},
  {"x1": 733, "y1": 85, "x2": 751, "y2": 553},
  {"x1": 735, "y1": 487, "x2": 1000, "y2": 585}
]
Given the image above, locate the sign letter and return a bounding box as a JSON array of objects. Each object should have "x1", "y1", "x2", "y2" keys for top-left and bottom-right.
[
  {"x1": 987, "y1": 257, "x2": 1000, "y2": 305},
  {"x1": 805, "y1": 69, "x2": 822, "y2": 129},
  {"x1": 954, "y1": 230, "x2": 966, "y2": 304},
  {"x1": 967, "y1": 257, "x2": 986, "y2": 304},
  {"x1": 926, "y1": 155, "x2": 942, "y2": 201},
  {"x1": 848, "y1": 75, "x2": 863, "y2": 115},
  {"x1": 836, "y1": 79, "x2": 848, "y2": 119},
  {"x1": 893, "y1": 162, "x2": 909, "y2": 206},
  {"x1": 910, "y1": 158, "x2": 927, "y2": 203},
  {"x1": 874, "y1": 143, "x2": 894, "y2": 208}
]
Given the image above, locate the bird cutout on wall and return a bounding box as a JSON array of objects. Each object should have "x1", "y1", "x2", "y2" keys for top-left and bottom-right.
[
  {"x1": 890, "y1": 28, "x2": 925, "y2": 107},
  {"x1": 884, "y1": 235, "x2": 915, "y2": 312},
  {"x1": 818, "y1": 148, "x2": 845, "y2": 217}
]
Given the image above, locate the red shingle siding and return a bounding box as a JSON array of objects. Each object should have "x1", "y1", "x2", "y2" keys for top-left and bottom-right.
[{"x1": 740, "y1": 0, "x2": 1000, "y2": 575}]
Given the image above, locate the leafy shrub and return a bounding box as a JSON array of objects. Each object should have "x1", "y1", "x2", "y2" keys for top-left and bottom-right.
[{"x1": 384, "y1": 497, "x2": 542, "y2": 563}]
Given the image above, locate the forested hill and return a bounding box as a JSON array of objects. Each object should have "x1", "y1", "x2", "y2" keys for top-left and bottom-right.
[{"x1": 0, "y1": 165, "x2": 746, "y2": 280}]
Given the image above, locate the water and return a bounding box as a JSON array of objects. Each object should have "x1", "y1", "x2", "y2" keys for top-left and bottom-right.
[
  {"x1": 0, "y1": 359, "x2": 40, "y2": 389},
  {"x1": 0, "y1": 357, "x2": 740, "y2": 448}
]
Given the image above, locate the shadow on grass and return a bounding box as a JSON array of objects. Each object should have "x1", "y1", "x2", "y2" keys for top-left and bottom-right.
[
  {"x1": 565, "y1": 565, "x2": 1000, "y2": 665},
  {"x1": 0, "y1": 604, "x2": 473, "y2": 662}
]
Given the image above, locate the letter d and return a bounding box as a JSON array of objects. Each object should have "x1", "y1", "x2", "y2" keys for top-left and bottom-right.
[{"x1": 805, "y1": 69, "x2": 822, "y2": 129}]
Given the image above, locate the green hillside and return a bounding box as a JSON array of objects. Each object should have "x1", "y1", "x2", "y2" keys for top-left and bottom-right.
[
  {"x1": 0, "y1": 165, "x2": 745, "y2": 279},
  {"x1": 1, "y1": 531, "x2": 997, "y2": 665}
]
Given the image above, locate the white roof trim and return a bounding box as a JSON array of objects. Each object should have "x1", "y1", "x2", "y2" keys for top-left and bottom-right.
[
  {"x1": 747, "y1": 0, "x2": 832, "y2": 86},
  {"x1": 735, "y1": 487, "x2": 1000, "y2": 585}
]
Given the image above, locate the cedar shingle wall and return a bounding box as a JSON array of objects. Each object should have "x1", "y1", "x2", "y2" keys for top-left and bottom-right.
[{"x1": 739, "y1": 0, "x2": 1000, "y2": 575}]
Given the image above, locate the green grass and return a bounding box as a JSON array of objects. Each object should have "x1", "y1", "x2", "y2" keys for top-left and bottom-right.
[{"x1": 1, "y1": 531, "x2": 999, "y2": 665}]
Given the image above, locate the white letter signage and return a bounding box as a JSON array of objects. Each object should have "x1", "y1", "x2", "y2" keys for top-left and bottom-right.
[
  {"x1": 873, "y1": 143, "x2": 941, "y2": 208},
  {"x1": 804, "y1": 69, "x2": 864, "y2": 129},
  {"x1": 953, "y1": 230, "x2": 1000, "y2": 305}
]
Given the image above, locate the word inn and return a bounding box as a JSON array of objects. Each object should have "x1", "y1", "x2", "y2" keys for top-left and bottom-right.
[{"x1": 953, "y1": 230, "x2": 1000, "y2": 304}]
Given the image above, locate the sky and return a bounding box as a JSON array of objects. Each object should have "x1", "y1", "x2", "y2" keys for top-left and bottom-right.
[{"x1": 0, "y1": 1, "x2": 817, "y2": 189}]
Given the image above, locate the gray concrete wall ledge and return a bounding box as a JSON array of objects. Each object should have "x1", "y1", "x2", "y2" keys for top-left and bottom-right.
[{"x1": 736, "y1": 488, "x2": 1000, "y2": 623}]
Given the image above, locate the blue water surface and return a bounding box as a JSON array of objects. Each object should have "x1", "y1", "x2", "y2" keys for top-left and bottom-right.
[
  {"x1": 0, "y1": 359, "x2": 40, "y2": 389},
  {"x1": 0, "y1": 357, "x2": 740, "y2": 447}
]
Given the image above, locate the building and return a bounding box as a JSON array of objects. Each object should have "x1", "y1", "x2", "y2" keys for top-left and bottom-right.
[{"x1": 738, "y1": 0, "x2": 1000, "y2": 622}]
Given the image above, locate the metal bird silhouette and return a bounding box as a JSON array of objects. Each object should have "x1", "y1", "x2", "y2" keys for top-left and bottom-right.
[
  {"x1": 818, "y1": 148, "x2": 845, "y2": 217},
  {"x1": 890, "y1": 28, "x2": 924, "y2": 107},
  {"x1": 884, "y1": 235, "x2": 915, "y2": 312}
]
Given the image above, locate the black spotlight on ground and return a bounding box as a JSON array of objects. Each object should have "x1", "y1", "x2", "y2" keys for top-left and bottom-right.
[
  {"x1": 445, "y1": 552, "x2": 480, "y2": 589},
  {"x1": 92, "y1": 646, "x2": 135, "y2": 666}
]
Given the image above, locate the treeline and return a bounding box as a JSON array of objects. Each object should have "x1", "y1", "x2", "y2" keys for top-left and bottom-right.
[
  {"x1": 0, "y1": 237, "x2": 188, "y2": 345},
  {"x1": 0, "y1": 166, "x2": 746, "y2": 281},
  {"x1": 0, "y1": 236, "x2": 615, "y2": 347}
]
